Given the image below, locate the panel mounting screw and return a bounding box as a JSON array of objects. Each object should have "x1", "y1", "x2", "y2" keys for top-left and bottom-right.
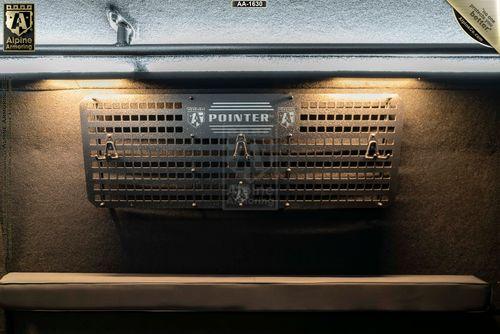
[
  {"x1": 239, "y1": 202, "x2": 244, "y2": 207},
  {"x1": 288, "y1": 95, "x2": 294, "y2": 100},
  {"x1": 285, "y1": 202, "x2": 290, "y2": 208},
  {"x1": 192, "y1": 202, "x2": 197, "y2": 207},
  {"x1": 191, "y1": 168, "x2": 195, "y2": 172},
  {"x1": 99, "y1": 202, "x2": 105, "y2": 207},
  {"x1": 189, "y1": 96, "x2": 194, "y2": 100},
  {"x1": 190, "y1": 133, "x2": 195, "y2": 138},
  {"x1": 239, "y1": 181, "x2": 243, "y2": 185},
  {"x1": 377, "y1": 202, "x2": 383, "y2": 207}
]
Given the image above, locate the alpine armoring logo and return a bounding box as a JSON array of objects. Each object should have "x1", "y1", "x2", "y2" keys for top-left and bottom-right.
[
  {"x1": 187, "y1": 109, "x2": 205, "y2": 128},
  {"x1": 3, "y1": 3, "x2": 34, "y2": 52},
  {"x1": 278, "y1": 108, "x2": 296, "y2": 128}
]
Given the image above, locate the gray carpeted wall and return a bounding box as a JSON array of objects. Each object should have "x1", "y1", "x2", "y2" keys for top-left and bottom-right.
[{"x1": 0, "y1": 78, "x2": 498, "y2": 304}]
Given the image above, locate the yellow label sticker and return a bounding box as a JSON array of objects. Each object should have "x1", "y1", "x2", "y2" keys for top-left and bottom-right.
[{"x1": 447, "y1": 0, "x2": 499, "y2": 53}]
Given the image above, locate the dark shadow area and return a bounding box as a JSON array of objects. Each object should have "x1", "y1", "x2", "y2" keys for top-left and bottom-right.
[
  {"x1": 111, "y1": 208, "x2": 387, "y2": 275},
  {"x1": 8, "y1": 311, "x2": 500, "y2": 334}
]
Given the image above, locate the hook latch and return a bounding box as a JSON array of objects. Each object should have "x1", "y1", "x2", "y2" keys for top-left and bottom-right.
[
  {"x1": 95, "y1": 134, "x2": 119, "y2": 161},
  {"x1": 233, "y1": 133, "x2": 250, "y2": 159},
  {"x1": 107, "y1": 7, "x2": 135, "y2": 46},
  {"x1": 365, "y1": 133, "x2": 391, "y2": 160}
]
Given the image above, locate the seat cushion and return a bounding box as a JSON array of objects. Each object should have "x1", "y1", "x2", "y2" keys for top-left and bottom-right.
[{"x1": 0, "y1": 273, "x2": 490, "y2": 312}]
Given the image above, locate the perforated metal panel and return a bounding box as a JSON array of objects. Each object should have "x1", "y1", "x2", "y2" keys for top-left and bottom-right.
[{"x1": 81, "y1": 93, "x2": 403, "y2": 210}]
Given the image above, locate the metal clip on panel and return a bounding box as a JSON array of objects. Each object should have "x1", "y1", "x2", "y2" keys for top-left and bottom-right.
[
  {"x1": 365, "y1": 133, "x2": 391, "y2": 160},
  {"x1": 95, "y1": 134, "x2": 119, "y2": 161},
  {"x1": 233, "y1": 133, "x2": 250, "y2": 160}
]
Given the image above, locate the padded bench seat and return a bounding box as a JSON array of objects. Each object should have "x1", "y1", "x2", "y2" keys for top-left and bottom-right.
[{"x1": 0, "y1": 273, "x2": 490, "y2": 312}]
